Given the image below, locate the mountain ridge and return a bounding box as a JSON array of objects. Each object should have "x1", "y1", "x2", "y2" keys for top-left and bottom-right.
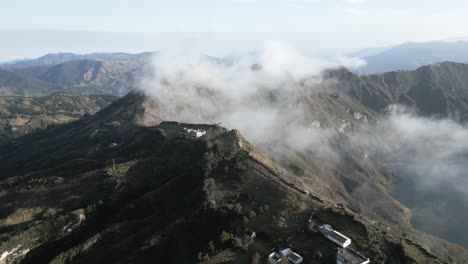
[
  {"x1": 360, "y1": 41, "x2": 468, "y2": 73},
  {"x1": 0, "y1": 59, "x2": 149, "y2": 96},
  {"x1": 325, "y1": 61, "x2": 468, "y2": 122},
  {"x1": 0, "y1": 52, "x2": 154, "y2": 68}
]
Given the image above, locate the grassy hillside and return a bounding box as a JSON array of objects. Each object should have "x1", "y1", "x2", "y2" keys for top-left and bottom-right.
[
  {"x1": 0, "y1": 68, "x2": 58, "y2": 96},
  {"x1": 0, "y1": 93, "x2": 117, "y2": 140}
]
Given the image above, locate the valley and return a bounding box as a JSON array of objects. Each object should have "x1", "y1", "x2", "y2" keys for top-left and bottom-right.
[{"x1": 0, "y1": 93, "x2": 117, "y2": 142}]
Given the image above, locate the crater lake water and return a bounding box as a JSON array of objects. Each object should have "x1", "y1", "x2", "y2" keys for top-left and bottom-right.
[{"x1": 390, "y1": 160, "x2": 468, "y2": 249}]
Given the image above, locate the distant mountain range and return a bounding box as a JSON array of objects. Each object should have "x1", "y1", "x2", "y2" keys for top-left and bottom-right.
[
  {"x1": 5, "y1": 40, "x2": 468, "y2": 80},
  {"x1": 0, "y1": 52, "x2": 152, "y2": 96},
  {"x1": 2, "y1": 59, "x2": 466, "y2": 134},
  {"x1": 0, "y1": 51, "x2": 154, "y2": 68},
  {"x1": 358, "y1": 41, "x2": 468, "y2": 73},
  {"x1": 0, "y1": 52, "x2": 238, "y2": 97}
]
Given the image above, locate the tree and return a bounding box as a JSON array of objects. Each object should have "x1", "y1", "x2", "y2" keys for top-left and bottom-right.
[
  {"x1": 220, "y1": 231, "x2": 233, "y2": 243},
  {"x1": 233, "y1": 203, "x2": 243, "y2": 214},
  {"x1": 247, "y1": 210, "x2": 256, "y2": 219}
]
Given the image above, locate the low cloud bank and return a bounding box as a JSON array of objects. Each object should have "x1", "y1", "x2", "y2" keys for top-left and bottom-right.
[{"x1": 140, "y1": 41, "x2": 362, "y2": 153}]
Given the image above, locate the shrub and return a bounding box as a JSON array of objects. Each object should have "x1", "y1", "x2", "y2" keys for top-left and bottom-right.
[
  {"x1": 258, "y1": 205, "x2": 270, "y2": 214},
  {"x1": 222, "y1": 202, "x2": 243, "y2": 215},
  {"x1": 234, "y1": 150, "x2": 249, "y2": 162},
  {"x1": 220, "y1": 231, "x2": 233, "y2": 243},
  {"x1": 288, "y1": 163, "x2": 305, "y2": 176},
  {"x1": 247, "y1": 210, "x2": 257, "y2": 219},
  {"x1": 212, "y1": 143, "x2": 225, "y2": 159},
  {"x1": 233, "y1": 203, "x2": 243, "y2": 214}
]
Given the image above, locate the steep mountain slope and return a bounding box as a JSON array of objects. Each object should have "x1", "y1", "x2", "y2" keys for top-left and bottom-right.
[
  {"x1": 1, "y1": 52, "x2": 153, "y2": 68},
  {"x1": 0, "y1": 92, "x2": 466, "y2": 264},
  {"x1": 247, "y1": 82, "x2": 468, "y2": 262},
  {"x1": 0, "y1": 93, "x2": 117, "y2": 141},
  {"x1": 325, "y1": 62, "x2": 468, "y2": 122},
  {"x1": 360, "y1": 41, "x2": 468, "y2": 73}
]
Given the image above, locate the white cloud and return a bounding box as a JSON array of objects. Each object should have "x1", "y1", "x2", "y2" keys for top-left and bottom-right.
[
  {"x1": 335, "y1": 55, "x2": 367, "y2": 68},
  {"x1": 140, "y1": 41, "x2": 352, "y2": 154}
]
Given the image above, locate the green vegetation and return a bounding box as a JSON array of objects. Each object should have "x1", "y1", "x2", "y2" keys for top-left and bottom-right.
[
  {"x1": 222, "y1": 202, "x2": 243, "y2": 215},
  {"x1": 212, "y1": 143, "x2": 226, "y2": 159},
  {"x1": 287, "y1": 163, "x2": 304, "y2": 176},
  {"x1": 247, "y1": 210, "x2": 256, "y2": 219},
  {"x1": 220, "y1": 231, "x2": 234, "y2": 243},
  {"x1": 234, "y1": 150, "x2": 250, "y2": 162},
  {"x1": 0, "y1": 93, "x2": 117, "y2": 138}
]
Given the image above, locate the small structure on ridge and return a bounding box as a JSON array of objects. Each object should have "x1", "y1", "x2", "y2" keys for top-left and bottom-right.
[
  {"x1": 181, "y1": 127, "x2": 207, "y2": 138},
  {"x1": 319, "y1": 224, "x2": 352, "y2": 248},
  {"x1": 337, "y1": 248, "x2": 370, "y2": 264},
  {"x1": 268, "y1": 248, "x2": 303, "y2": 264}
]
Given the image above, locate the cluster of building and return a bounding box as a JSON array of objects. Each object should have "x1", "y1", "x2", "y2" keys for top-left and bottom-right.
[
  {"x1": 319, "y1": 224, "x2": 370, "y2": 264},
  {"x1": 267, "y1": 223, "x2": 370, "y2": 264},
  {"x1": 180, "y1": 127, "x2": 206, "y2": 138}
]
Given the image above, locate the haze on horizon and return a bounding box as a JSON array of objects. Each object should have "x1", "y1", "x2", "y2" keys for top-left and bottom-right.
[{"x1": 2, "y1": 0, "x2": 468, "y2": 61}]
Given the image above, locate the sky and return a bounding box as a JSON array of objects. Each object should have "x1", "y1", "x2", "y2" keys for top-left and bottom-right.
[{"x1": 2, "y1": 0, "x2": 468, "y2": 61}]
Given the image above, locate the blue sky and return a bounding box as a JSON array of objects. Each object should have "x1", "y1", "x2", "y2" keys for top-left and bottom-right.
[{"x1": 1, "y1": 0, "x2": 468, "y2": 60}]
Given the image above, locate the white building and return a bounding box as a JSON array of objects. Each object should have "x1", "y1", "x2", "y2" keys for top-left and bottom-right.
[
  {"x1": 337, "y1": 248, "x2": 370, "y2": 264},
  {"x1": 182, "y1": 128, "x2": 206, "y2": 138},
  {"x1": 319, "y1": 224, "x2": 352, "y2": 248},
  {"x1": 268, "y1": 248, "x2": 304, "y2": 264}
]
